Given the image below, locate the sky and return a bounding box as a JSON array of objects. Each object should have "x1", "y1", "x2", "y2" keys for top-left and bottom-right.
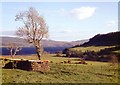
[{"x1": 0, "y1": 1, "x2": 118, "y2": 41}]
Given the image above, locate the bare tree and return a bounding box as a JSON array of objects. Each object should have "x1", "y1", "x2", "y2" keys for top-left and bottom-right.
[
  {"x1": 15, "y1": 7, "x2": 48, "y2": 60},
  {"x1": 6, "y1": 42, "x2": 21, "y2": 69},
  {"x1": 6, "y1": 42, "x2": 22, "y2": 58}
]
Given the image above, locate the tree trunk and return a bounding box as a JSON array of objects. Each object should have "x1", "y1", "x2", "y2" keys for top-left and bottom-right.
[
  {"x1": 10, "y1": 49, "x2": 13, "y2": 58},
  {"x1": 36, "y1": 46, "x2": 42, "y2": 60},
  {"x1": 36, "y1": 50, "x2": 41, "y2": 60}
]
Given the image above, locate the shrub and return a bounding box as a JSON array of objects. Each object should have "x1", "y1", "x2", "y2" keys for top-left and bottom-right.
[
  {"x1": 109, "y1": 54, "x2": 118, "y2": 66},
  {"x1": 64, "y1": 49, "x2": 83, "y2": 58},
  {"x1": 55, "y1": 51, "x2": 62, "y2": 57},
  {"x1": 68, "y1": 60, "x2": 71, "y2": 64}
]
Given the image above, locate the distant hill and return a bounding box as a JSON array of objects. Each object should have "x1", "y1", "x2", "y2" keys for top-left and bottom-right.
[
  {"x1": 0, "y1": 36, "x2": 88, "y2": 48},
  {"x1": 80, "y1": 31, "x2": 120, "y2": 46}
]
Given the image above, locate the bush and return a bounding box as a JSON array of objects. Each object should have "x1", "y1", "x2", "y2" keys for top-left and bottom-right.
[
  {"x1": 109, "y1": 54, "x2": 118, "y2": 65},
  {"x1": 65, "y1": 49, "x2": 83, "y2": 58},
  {"x1": 55, "y1": 51, "x2": 62, "y2": 57}
]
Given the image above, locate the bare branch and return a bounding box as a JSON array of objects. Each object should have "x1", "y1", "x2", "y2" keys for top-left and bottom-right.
[
  {"x1": 15, "y1": 7, "x2": 48, "y2": 60},
  {"x1": 6, "y1": 42, "x2": 22, "y2": 58}
]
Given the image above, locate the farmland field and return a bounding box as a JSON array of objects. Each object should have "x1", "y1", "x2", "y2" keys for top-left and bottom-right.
[
  {"x1": 1, "y1": 54, "x2": 119, "y2": 84},
  {"x1": 70, "y1": 46, "x2": 115, "y2": 52}
]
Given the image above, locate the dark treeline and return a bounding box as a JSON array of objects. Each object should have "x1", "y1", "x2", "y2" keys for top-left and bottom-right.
[{"x1": 63, "y1": 46, "x2": 120, "y2": 62}]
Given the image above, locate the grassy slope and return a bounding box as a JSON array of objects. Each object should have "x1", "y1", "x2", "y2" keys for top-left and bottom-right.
[
  {"x1": 2, "y1": 54, "x2": 119, "y2": 83},
  {"x1": 70, "y1": 46, "x2": 115, "y2": 52}
]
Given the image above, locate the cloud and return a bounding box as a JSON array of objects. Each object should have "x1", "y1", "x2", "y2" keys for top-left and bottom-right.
[
  {"x1": 60, "y1": 29, "x2": 72, "y2": 33},
  {"x1": 59, "y1": 8, "x2": 66, "y2": 13},
  {"x1": 70, "y1": 7, "x2": 96, "y2": 20},
  {"x1": 105, "y1": 20, "x2": 116, "y2": 27}
]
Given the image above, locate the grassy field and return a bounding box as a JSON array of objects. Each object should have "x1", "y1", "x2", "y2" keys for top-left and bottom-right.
[
  {"x1": 70, "y1": 46, "x2": 115, "y2": 52},
  {"x1": 1, "y1": 54, "x2": 119, "y2": 83},
  {"x1": 113, "y1": 50, "x2": 120, "y2": 53}
]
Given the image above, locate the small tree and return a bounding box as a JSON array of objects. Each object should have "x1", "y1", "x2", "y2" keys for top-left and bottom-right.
[
  {"x1": 6, "y1": 42, "x2": 22, "y2": 58},
  {"x1": 6, "y1": 42, "x2": 22, "y2": 69},
  {"x1": 109, "y1": 54, "x2": 118, "y2": 66},
  {"x1": 15, "y1": 7, "x2": 48, "y2": 60}
]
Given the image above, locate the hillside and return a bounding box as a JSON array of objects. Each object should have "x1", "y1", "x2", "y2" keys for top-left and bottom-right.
[
  {"x1": 80, "y1": 31, "x2": 120, "y2": 46},
  {"x1": 0, "y1": 36, "x2": 88, "y2": 48},
  {"x1": 62, "y1": 31, "x2": 120, "y2": 61}
]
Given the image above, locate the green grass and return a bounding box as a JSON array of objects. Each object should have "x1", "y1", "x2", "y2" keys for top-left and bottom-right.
[
  {"x1": 2, "y1": 54, "x2": 119, "y2": 83},
  {"x1": 2, "y1": 54, "x2": 79, "y2": 63},
  {"x1": 113, "y1": 50, "x2": 120, "y2": 53},
  {"x1": 70, "y1": 46, "x2": 115, "y2": 52}
]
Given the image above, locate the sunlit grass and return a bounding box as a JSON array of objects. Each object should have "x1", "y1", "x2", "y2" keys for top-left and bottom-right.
[
  {"x1": 71, "y1": 46, "x2": 115, "y2": 52},
  {"x1": 2, "y1": 54, "x2": 119, "y2": 83}
]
